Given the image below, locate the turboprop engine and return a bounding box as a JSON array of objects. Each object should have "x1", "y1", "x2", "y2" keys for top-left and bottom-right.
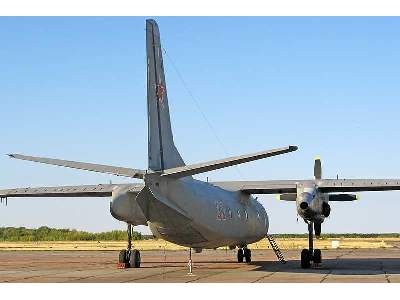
[
  {"x1": 296, "y1": 183, "x2": 329, "y2": 222},
  {"x1": 110, "y1": 186, "x2": 147, "y2": 226}
]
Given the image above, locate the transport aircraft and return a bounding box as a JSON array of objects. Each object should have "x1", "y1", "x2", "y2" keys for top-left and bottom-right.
[{"x1": 2, "y1": 19, "x2": 400, "y2": 269}]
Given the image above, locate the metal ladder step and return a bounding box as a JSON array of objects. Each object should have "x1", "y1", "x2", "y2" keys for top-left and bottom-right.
[{"x1": 266, "y1": 235, "x2": 286, "y2": 264}]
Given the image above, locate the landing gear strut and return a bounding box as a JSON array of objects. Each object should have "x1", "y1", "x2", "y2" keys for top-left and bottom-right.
[
  {"x1": 300, "y1": 222, "x2": 322, "y2": 268},
  {"x1": 118, "y1": 224, "x2": 141, "y2": 268},
  {"x1": 237, "y1": 247, "x2": 251, "y2": 263}
]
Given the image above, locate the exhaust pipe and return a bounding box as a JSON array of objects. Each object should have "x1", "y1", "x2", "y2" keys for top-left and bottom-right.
[{"x1": 300, "y1": 202, "x2": 309, "y2": 210}]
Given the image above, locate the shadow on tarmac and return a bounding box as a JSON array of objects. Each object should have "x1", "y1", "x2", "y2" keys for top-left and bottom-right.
[{"x1": 250, "y1": 258, "x2": 400, "y2": 275}]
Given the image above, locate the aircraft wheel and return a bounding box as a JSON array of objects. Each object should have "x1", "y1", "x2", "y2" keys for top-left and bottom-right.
[
  {"x1": 244, "y1": 248, "x2": 252, "y2": 263},
  {"x1": 301, "y1": 249, "x2": 311, "y2": 269},
  {"x1": 130, "y1": 249, "x2": 141, "y2": 268},
  {"x1": 237, "y1": 249, "x2": 244, "y2": 263},
  {"x1": 119, "y1": 249, "x2": 128, "y2": 264},
  {"x1": 313, "y1": 249, "x2": 322, "y2": 264}
]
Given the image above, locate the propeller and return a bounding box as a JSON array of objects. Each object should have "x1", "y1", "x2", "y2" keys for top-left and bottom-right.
[{"x1": 314, "y1": 156, "x2": 322, "y2": 180}]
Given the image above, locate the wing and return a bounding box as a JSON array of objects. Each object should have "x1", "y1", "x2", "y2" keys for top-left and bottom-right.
[
  {"x1": 8, "y1": 154, "x2": 146, "y2": 179},
  {"x1": 213, "y1": 179, "x2": 400, "y2": 195},
  {"x1": 212, "y1": 180, "x2": 312, "y2": 194},
  {"x1": 0, "y1": 183, "x2": 144, "y2": 198},
  {"x1": 318, "y1": 179, "x2": 400, "y2": 193}
]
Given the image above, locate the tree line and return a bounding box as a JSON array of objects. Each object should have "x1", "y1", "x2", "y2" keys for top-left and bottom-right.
[
  {"x1": 1, "y1": 227, "x2": 398, "y2": 242},
  {"x1": 0, "y1": 226, "x2": 143, "y2": 242}
]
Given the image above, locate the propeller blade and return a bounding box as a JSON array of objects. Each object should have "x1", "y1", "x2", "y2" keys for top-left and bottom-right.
[{"x1": 314, "y1": 156, "x2": 322, "y2": 180}]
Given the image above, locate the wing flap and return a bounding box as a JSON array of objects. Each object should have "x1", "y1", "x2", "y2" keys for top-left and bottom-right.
[
  {"x1": 8, "y1": 154, "x2": 146, "y2": 179},
  {"x1": 212, "y1": 180, "x2": 309, "y2": 194},
  {"x1": 318, "y1": 179, "x2": 400, "y2": 193}
]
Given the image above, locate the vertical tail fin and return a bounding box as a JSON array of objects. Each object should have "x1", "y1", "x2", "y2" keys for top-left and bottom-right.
[{"x1": 146, "y1": 19, "x2": 185, "y2": 172}]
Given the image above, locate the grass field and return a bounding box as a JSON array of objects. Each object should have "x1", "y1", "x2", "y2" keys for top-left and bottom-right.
[{"x1": 0, "y1": 237, "x2": 398, "y2": 251}]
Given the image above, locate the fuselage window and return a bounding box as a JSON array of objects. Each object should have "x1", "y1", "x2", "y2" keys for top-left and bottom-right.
[
  {"x1": 244, "y1": 210, "x2": 248, "y2": 220},
  {"x1": 237, "y1": 209, "x2": 241, "y2": 219},
  {"x1": 257, "y1": 212, "x2": 260, "y2": 219}
]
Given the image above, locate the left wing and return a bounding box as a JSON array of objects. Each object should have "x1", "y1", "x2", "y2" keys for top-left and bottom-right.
[
  {"x1": 0, "y1": 183, "x2": 143, "y2": 198},
  {"x1": 212, "y1": 179, "x2": 400, "y2": 194}
]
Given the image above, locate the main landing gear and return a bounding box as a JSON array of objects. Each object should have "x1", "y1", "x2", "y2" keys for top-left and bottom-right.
[
  {"x1": 300, "y1": 222, "x2": 322, "y2": 269},
  {"x1": 237, "y1": 246, "x2": 251, "y2": 263},
  {"x1": 118, "y1": 224, "x2": 141, "y2": 268}
]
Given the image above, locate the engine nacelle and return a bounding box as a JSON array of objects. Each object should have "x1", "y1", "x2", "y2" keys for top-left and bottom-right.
[
  {"x1": 322, "y1": 202, "x2": 331, "y2": 217},
  {"x1": 110, "y1": 186, "x2": 147, "y2": 225}
]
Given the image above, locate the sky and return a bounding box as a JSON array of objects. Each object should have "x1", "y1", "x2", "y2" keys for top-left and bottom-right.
[{"x1": 1, "y1": 17, "x2": 400, "y2": 234}]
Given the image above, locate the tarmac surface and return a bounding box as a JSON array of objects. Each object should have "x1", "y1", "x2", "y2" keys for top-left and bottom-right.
[{"x1": 1, "y1": 247, "x2": 400, "y2": 283}]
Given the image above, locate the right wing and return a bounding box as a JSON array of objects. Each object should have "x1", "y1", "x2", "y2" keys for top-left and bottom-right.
[
  {"x1": 8, "y1": 154, "x2": 146, "y2": 179},
  {"x1": 318, "y1": 179, "x2": 400, "y2": 193},
  {"x1": 0, "y1": 183, "x2": 144, "y2": 198},
  {"x1": 213, "y1": 179, "x2": 400, "y2": 195}
]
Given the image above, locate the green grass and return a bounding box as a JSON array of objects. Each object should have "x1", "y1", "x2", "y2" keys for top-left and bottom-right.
[
  {"x1": 1, "y1": 227, "x2": 399, "y2": 242},
  {"x1": 0, "y1": 226, "x2": 143, "y2": 242}
]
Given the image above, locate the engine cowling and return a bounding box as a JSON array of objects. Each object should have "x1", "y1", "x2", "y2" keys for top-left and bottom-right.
[{"x1": 110, "y1": 186, "x2": 147, "y2": 225}]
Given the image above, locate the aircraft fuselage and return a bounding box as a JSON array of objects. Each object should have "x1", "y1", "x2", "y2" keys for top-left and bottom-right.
[{"x1": 144, "y1": 175, "x2": 269, "y2": 249}]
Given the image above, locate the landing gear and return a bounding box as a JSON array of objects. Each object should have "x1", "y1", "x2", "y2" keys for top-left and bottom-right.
[
  {"x1": 313, "y1": 249, "x2": 322, "y2": 264},
  {"x1": 237, "y1": 247, "x2": 251, "y2": 263},
  {"x1": 118, "y1": 224, "x2": 141, "y2": 268},
  {"x1": 244, "y1": 248, "x2": 252, "y2": 263},
  {"x1": 300, "y1": 222, "x2": 322, "y2": 269},
  {"x1": 237, "y1": 248, "x2": 244, "y2": 263},
  {"x1": 300, "y1": 249, "x2": 311, "y2": 268}
]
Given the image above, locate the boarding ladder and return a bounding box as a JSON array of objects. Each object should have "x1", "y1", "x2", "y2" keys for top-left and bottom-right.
[{"x1": 266, "y1": 235, "x2": 286, "y2": 264}]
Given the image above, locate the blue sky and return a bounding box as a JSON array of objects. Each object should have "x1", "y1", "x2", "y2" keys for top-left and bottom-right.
[{"x1": 1, "y1": 17, "x2": 400, "y2": 234}]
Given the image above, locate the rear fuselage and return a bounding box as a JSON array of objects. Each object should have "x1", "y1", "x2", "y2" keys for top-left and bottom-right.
[{"x1": 145, "y1": 176, "x2": 269, "y2": 249}]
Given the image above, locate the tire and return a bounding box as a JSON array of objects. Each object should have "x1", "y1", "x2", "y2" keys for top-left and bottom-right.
[
  {"x1": 237, "y1": 249, "x2": 244, "y2": 263},
  {"x1": 244, "y1": 248, "x2": 252, "y2": 263},
  {"x1": 301, "y1": 249, "x2": 311, "y2": 269},
  {"x1": 119, "y1": 250, "x2": 127, "y2": 264},
  {"x1": 313, "y1": 249, "x2": 322, "y2": 264},
  {"x1": 130, "y1": 249, "x2": 141, "y2": 268}
]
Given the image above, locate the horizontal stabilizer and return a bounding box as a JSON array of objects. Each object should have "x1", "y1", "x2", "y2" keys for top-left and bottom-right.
[
  {"x1": 8, "y1": 154, "x2": 146, "y2": 179},
  {"x1": 161, "y1": 146, "x2": 298, "y2": 179}
]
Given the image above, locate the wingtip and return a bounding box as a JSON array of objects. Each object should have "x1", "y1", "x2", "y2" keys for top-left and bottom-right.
[
  {"x1": 289, "y1": 145, "x2": 298, "y2": 152},
  {"x1": 7, "y1": 154, "x2": 15, "y2": 158},
  {"x1": 314, "y1": 155, "x2": 321, "y2": 161}
]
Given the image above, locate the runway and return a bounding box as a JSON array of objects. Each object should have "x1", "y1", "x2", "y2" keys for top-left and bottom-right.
[{"x1": 1, "y1": 248, "x2": 400, "y2": 283}]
